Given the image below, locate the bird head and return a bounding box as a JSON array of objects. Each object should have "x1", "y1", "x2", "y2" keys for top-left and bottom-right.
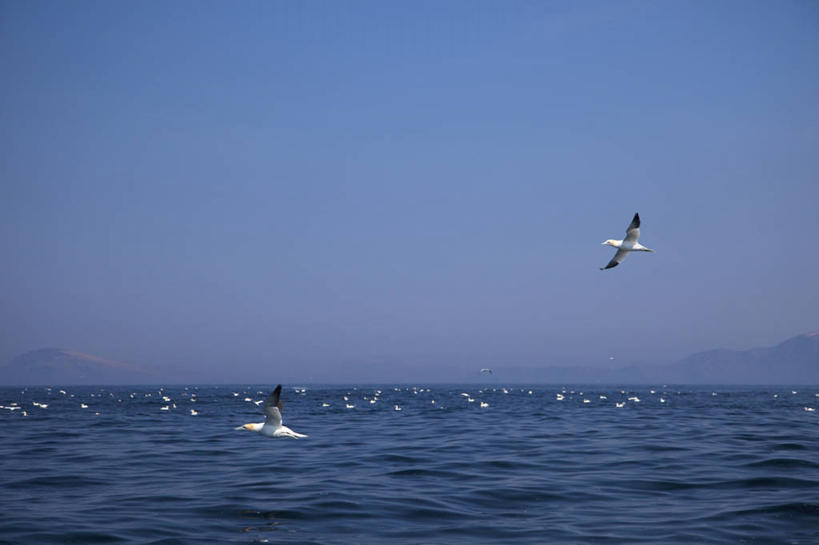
[
  {"x1": 235, "y1": 423, "x2": 258, "y2": 432},
  {"x1": 601, "y1": 239, "x2": 615, "y2": 247}
]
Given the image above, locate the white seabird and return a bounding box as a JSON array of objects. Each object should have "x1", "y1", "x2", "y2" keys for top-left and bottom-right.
[
  {"x1": 235, "y1": 384, "x2": 307, "y2": 439},
  {"x1": 600, "y1": 213, "x2": 655, "y2": 270}
]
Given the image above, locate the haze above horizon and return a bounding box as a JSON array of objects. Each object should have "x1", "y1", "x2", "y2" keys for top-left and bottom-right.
[{"x1": 2, "y1": 1, "x2": 818, "y2": 381}]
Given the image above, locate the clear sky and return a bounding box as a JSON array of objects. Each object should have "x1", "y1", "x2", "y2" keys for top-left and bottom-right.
[{"x1": 2, "y1": 1, "x2": 818, "y2": 381}]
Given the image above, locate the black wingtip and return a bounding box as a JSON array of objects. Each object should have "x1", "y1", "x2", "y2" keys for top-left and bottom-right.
[{"x1": 268, "y1": 384, "x2": 282, "y2": 406}]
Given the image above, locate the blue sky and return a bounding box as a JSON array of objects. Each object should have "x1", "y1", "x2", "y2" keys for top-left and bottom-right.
[{"x1": 1, "y1": 1, "x2": 817, "y2": 381}]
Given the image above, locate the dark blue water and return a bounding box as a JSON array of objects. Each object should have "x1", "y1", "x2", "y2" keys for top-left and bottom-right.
[{"x1": 1, "y1": 385, "x2": 817, "y2": 544}]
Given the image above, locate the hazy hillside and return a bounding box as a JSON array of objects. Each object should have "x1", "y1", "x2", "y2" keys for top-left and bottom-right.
[
  {"x1": 659, "y1": 332, "x2": 819, "y2": 384},
  {"x1": 0, "y1": 348, "x2": 156, "y2": 385},
  {"x1": 2, "y1": 332, "x2": 817, "y2": 385},
  {"x1": 499, "y1": 332, "x2": 819, "y2": 385}
]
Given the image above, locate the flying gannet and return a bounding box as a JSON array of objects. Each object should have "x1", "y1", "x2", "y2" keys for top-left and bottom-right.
[
  {"x1": 600, "y1": 213, "x2": 654, "y2": 270},
  {"x1": 235, "y1": 384, "x2": 307, "y2": 439}
]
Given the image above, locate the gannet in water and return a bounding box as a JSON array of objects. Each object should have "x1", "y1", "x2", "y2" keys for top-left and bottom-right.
[
  {"x1": 600, "y1": 213, "x2": 654, "y2": 270},
  {"x1": 235, "y1": 385, "x2": 307, "y2": 439}
]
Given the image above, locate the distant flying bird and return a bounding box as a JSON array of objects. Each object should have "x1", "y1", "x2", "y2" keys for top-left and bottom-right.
[
  {"x1": 600, "y1": 213, "x2": 655, "y2": 270},
  {"x1": 480, "y1": 368, "x2": 493, "y2": 374},
  {"x1": 235, "y1": 385, "x2": 307, "y2": 439}
]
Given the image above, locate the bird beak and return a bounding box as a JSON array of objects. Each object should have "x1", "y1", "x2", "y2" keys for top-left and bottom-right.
[{"x1": 234, "y1": 425, "x2": 246, "y2": 431}]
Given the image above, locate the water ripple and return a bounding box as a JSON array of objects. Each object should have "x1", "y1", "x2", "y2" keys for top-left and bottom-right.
[{"x1": 2, "y1": 385, "x2": 818, "y2": 544}]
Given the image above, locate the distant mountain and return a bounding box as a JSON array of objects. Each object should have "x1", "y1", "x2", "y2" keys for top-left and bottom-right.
[
  {"x1": 0, "y1": 348, "x2": 156, "y2": 385},
  {"x1": 2, "y1": 332, "x2": 817, "y2": 385},
  {"x1": 498, "y1": 332, "x2": 819, "y2": 385},
  {"x1": 657, "y1": 332, "x2": 819, "y2": 384}
]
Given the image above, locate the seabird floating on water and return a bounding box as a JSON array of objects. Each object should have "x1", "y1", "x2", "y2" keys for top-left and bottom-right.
[
  {"x1": 600, "y1": 213, "x2": 655, "y2": 270},
  {"x1": 235, "y1": 385, "x2": 307, "y2": 439}
]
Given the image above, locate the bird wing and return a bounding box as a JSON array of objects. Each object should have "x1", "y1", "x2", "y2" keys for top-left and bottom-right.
[
  {"x1": 263, "y1": 384, "x2": 283, "y2": 427},
  {"x1": 624, "y1": 213, "x2": 640, "y2": 244},
  {"x1": 601, "y1": 248, "x2": 629, "y2": 270}
]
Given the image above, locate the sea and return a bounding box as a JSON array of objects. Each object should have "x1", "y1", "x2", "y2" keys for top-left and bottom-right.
[{"x1": 1, "y1": 385, "x2": 817, "y2": 544}]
